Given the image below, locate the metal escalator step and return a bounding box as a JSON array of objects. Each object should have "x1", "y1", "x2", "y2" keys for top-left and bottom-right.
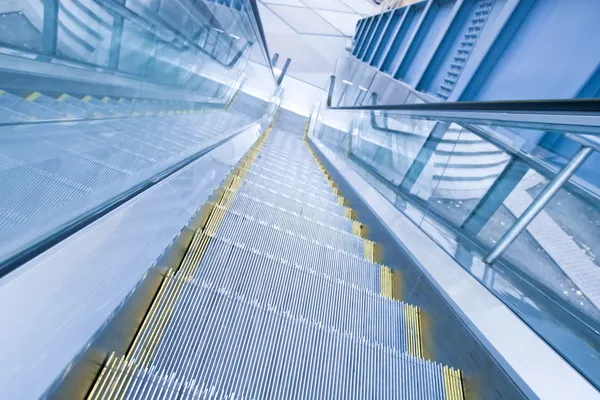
[
  {"x1": 243, "y1": 170, "x2": 340, "y2": 204},
  {"x1": 243, "y1": 176, "x2": 344, "y2": 213},
  {"x1": 201, "y1": 229, "x2": 380, "y2": 291},
  {"x1": 258, "y1": 140, "x2": 315, "y2": 156},
  {"x1": 257, "y1": 149, "x2": 320, "y2": 168},
  {"x1": 0, "y1": 90, "x2": 66, "y2": 121},
  {"x1": 93, "y1": 277, "x2": 457, "y2": 399},
  {"x1": 247, "y1": 161, "x2": 333, "y2": 193},
  {"x1": 260, "y1": 141, "x2": 314, "y2": 155},
  {"x1": 208, "y1": 208, "x2": 381, "y2": 288},
  {"x1": 85, "y1": 122, "x2": 466, "y2": 400},
  {"x1": 187, "y1": 237, "x2": 416, "y2": 352},
  {"x1": 250, "y1": 164, "x2": 330, "y2": 190},
  {"x1": 148, "y1": 277, "x2": 412, "y2": 371},
  {"x1": 252, "y1": 156, "x2": 327, "y2": 182},
  {"x1": 261, "y1": 148, "x2": 315, "y2": 162},
  {"x1": 253, "y1": 148, "x2": 335, "y2": 179},
  {"x1": 229, "y1": 190, "x2": 366, "y2": 246},
  {"x1": 213, "y1": 204, "x2": 366, "y2": 260},
  {"x1": 259, "y1": 146, "x2": 314, "y2": 161},
  {"x1": 237, "y1": 182, "x2": 354, "y2": 230}
]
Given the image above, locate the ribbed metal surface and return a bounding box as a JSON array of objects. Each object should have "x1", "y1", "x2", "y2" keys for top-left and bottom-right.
[
  {"x1": 190, "y1": 234, "x2": 414, "y2": 350},
  {"x1": 0, "y1": 90, "x2": 255, "y2": 233},
  {"x1": 247, "y1": 163, "x2": 336, "y2": 197},
  {"x1": 227, "y1": 193, "x2": 365, "y2": 255},
  {"x1": 86, "y1": 120, "x2": 464, "y2": 399},
  {"x1": 237, "y1": 183, "x2": 354, "y2": 230},
  {"x1": 242, "y1": 173, "x2": 343, "y2": 212},
  {"x1": 93, "y1": 276, "x2": 449, "y2": 400}
]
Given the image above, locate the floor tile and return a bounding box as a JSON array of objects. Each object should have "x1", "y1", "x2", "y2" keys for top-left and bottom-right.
[
  {"x1": 267, "y1": 4, "x2": 342, "y2": 35},
  {"x1": 314, "y1": 9, "x2": 361, "y2": 36}
]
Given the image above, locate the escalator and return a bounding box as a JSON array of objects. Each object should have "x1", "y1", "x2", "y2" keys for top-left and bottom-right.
[
  {"x1": 5, "y1": 0, "x2": 588, "y2": 398},
  {"x1": 83, "y1": 112, "x2": 465, "y2": 399},
  {"x1": 0, "y1": 87, "x2": 263, "y2": 267}
]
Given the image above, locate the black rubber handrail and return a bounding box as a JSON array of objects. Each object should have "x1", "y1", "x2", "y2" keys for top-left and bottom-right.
[{"x1": 326, "y1": 75, "x2": 600, "y2": 113}]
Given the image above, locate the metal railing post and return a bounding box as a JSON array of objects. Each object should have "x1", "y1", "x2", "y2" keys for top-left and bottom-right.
[
  {"x1": 43, "y1": 0, "x2": 59, "y2": 55},
  {"x1": 484, "y1": 146, "x2": 593, "y2": 264},
  {"x1": 276, "y1": 58, "x2": 291, "y2": 86}
]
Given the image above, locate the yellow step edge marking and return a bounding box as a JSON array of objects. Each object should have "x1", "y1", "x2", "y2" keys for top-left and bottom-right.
[
  {"x1": 121, "y1": 270, "x2": 174, "y2": 369},
  {"x1": 105, "y1": 355, "x2": 128, "y2": 399},
  {"x1": 343, "y1": 207, "x2": 357, "y2": 220},
  {"x1": 303, "y1": 129, "x2": 369, "y2": 236},
  {"x1": 402, "y1": 303, "x2": 424, "y2": 359},
  {"x1": 337, "y1": 196, "x2": 349, "y2": 206},
  {"x1": 114, "y1": 358, "x2": 136, "y2": 399},
  {"x1": 352, "y1": 220, "x2": 368, "y2": 238},
  {"x1": 443, "y1": 366, "x2": 465, "y2": 400},
  {"x1": 86, "y1": 352, "x2": 116, "y2": 400},
  {"x1": 0, "y1": 90, "x2": 5, "y2": 96},
  {"x1": 25, "y1": 92, "x2": 41, "y2": 101},
  {"x1": 135, "y1": 274, "x2": 184, "y2": 366},
  {"x1": 97, "y1": 356, "x2": 126, "y2": 400},
  {"x1": 380, "y1": 266, "x2": 392, "y2": 298},
  {"x1": 306, "y1": 116, "x2": 459, "y2": 395},
  {"x1": 88, "y1": 118, "x2": 277, "y2": 399},
  {"x1": 57, "y1": 93, "x2": 69, "y2": 102},
  {"x1": 112, "y1": 263, "x2": 172, "y2": 391},
  {"x1": 124, "y1": 269, "x2": 173, "y2": 360},
  {"x1": 82, "y1": 95, "x2": 92, "y2": 102},
  {"x1": 101, "y1": 96, "x2": 111, "y2": 103},
  {"x1": 379, "y1": 266, "x2": 402, "y2": 300},
  {"x1": 363, "y1": 239, "x2": 382, "y2": 263}
]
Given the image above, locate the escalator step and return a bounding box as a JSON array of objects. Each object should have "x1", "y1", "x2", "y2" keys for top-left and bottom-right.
[
  {"x1": 227, "y1": 192, "x2": 366, "y2": 251},
  {"x1": 90, "y1": 277, "x2": 459, "y2": 400},
  {"x1": 237, "y1": 182, "x2": 354, "y2": 230},
  {"x1": 84, "y1": 118, "x2": 464, "y2": 400},
  {"x1": 187, "y1": 235, "x2": 417, "y2": 352}
]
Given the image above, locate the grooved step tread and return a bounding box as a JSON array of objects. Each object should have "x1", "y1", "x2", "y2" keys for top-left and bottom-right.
[{"x1": 85, "y1": 121, "x2": 464, "y2": 400}]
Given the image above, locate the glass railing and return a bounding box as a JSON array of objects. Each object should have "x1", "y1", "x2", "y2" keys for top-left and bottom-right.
[
  {"x1": 329, "y1": 55, "x2": 433, "y2": 108},
  {"x1": 0, "y1": 0, "x2": 280, "y2": 273},
  {"x1": 312, "y1": 76, "x2": 600, "y2": 389}
]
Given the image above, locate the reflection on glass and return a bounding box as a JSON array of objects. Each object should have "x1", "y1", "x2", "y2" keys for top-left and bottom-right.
[
  {"x1": 0, "y1": 0, "x2": 278, "y2": 268},
  {"x1": 313, "y1": 93, "x2": 600, "y2": 388}
]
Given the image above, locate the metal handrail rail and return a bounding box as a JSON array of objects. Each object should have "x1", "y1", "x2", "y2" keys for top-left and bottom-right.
[
  {"x1": 325, "y1": 74, "x2": 600, "y2": 272},
  {"x1": 327, "y1": 76, "x2": 600, "y2": 137},
  {"x1": 247, "y1": 0, "x2": 278, "y2": 84},
  {"x1": 327, "y1": 74, "x2": 600, "y2": 137},
  {"x1": 0, "y1": 84, "x2": 283, "y2": 278},
  {"x1": 271, "y1": 53, "x2": 280, "y2": 68},
  {"x1": 276, "y1": 58, "x2": 292, "y2": 86},
  {"x1": 327, "y1": 75, "x2": 600, "y2": 113},
  {"x1": 358, "y1": 90, "x2": 600, "y2": 206}
]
